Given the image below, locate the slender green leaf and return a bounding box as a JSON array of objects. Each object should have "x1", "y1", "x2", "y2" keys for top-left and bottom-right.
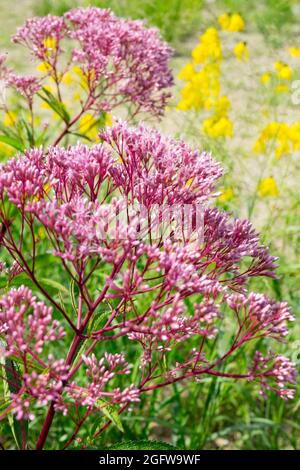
[
  {"x1": 0, "y1": 135, "x2": 24, "y2": 152},
  {"x1": 0, "y1": 344, "x2": 28, "y2": 449},
  {"x1": 38, "y1": 87, "x2": 70, "y2": 123},
  {"x1": 41, "y1": 277, "x2": 69, "y2": 295},
  {"x1": 96, "y1": 398, "x2": 124, "y2": 433}
]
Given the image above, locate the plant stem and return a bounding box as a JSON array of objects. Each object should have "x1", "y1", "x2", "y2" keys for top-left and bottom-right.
[
  {"x1": 35, "y1": 333, "x2": 83, "y2": 450},
  {"x1": 35, "y1": 403, "x2": 55, "y2": 450}
]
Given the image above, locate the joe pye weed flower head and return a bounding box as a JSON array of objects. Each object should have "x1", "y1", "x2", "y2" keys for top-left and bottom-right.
[{"x1": 0, "y1": 118, "x2": 296, "y2": 448}]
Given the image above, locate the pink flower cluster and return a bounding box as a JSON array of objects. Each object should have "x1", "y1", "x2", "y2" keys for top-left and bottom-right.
[
  {"x1": 11, "y1": 7, "x2": 173, "y2": 117},
  {"x1": 69, "y1": 353, "x2": 139, "y2": 408},
  {"x1": 0, "y1": 121, "x2": 296, "y2": 448},
  {"x1": 250, "y1": 352, "x2": 296, "y2": 400},
  {"x1": 0, "y1": 286, "x2": 65, "y2": 356},
  {"x1": 7, "y1": 74, "x2": 41, "y2": 105}
]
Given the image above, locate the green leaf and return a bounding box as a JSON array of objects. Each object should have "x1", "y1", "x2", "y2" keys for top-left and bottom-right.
[
  {"x1": 70, "y1": 132, "x2": 93, "y2": 142},
  {"x1": 96, "y1": 399, "x2": 124, "y2": 433},
  {"x1": 0, "y1": 135, "x2": 24, "y2": 152},
  {"x1": 38, "y1": 87, "x2": 71, "y2": 124},
  {"x1": 86, "y1": 307, "x2": 110, "y2": 336},
  {"x1": 0, "y1": 346, "x2": 28, "y2": 449},
  {"x1": 8, "y1": 273, "x2": 38, "y2": 292},
  {"x1": 70, "y1": 280, "x2": 77, "y2": 315},
  {"x1": 104, "y1": 440, "x2": 177, "y2": 450},
  {"x1": 40, "y1": 278, "x2": 69, "y2": 295},
  {"x1": 20, "y1": 118, "x2": 34, "y2": 147},
  {"x1": 0, "y1": 122, "x2": 20, "y2": 139}
]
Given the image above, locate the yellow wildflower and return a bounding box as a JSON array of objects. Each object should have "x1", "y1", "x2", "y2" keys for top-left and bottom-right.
[
  {"x1": 253, "y1": 138, "x2": 266, "y2": 154},
  {"x1": 218, "y1": 13, "x2": 245, "y2": 32},
  {"x1": 288, "y1": 122, "x2": 300, "y2": 149},
  {"x1": 192, "y1": 27, "x2": 222, "y2": 64},
  {"x1": 73, "y1": 92, "x2": 82, "y2": 102},
  {"x1": 234, "y1": 42, "x2": 249, "y2": 61},
  {"x1": 253, "y1": 121, "x2": 291, "y2": 157},
  {"x1": 275, "y1": 137, "x2": 290, "y2": 159},
  {"x1": 218, "y1": 187, "x2": 234, "y2": 202},
  {"x1": 43, "y1": 36, "x2": 57, "y2": 52},
  {"x1": 0, "y1": 142, "x2": 14, "y2": 157},
  {"x1": 79, "y1": 113, "x2": 101, "y2": 141},
  {"x1": 260, "y1": 73, "x2": 271, "y2": 85},
  {"x1": 289, "y1": 46, "x2": 300, "y2": 58},
  {"x1": 203, "y1": 115, "x2": 233, "y2": 138},
  {"x1": 36, "y1": 62, "x2": 52, "y2": 73},
  {"x1": 275, "y1": 84, "x2": 289, "y2": 94},
  {"x1": 62, "y1": 71, "x2": 74, "y2": 86},
  {"x1": 43, "y1": 84, "x2": 55, "y2": 94},
  {"x1": 228, "y1": 13, "x2": 245, "y2": 32},
  {"x1": 218, "y1": 13, "x2": 230, "y2": 31},
  {"x1": 258, "y1": 177, "x2": 279, "y2": 198},
  {"x1": 178, "y1": 63, "x2": 196, "y2": 81},
  {"x1": 79, "y1": 113, "x2": 96, "y2": 133},
  {"x1": 215, "y1": 95, "x2": 231, "y2": 116},
  {"x1": 177, "y1": 64, "x2": 220, "y2": 112},
  {"x1": 105, "y1": 113, "x2": 113, "y2": 127},
  {"x1": 72, "y1": 66, "x2": 94, "y2": 90},
  {"x1": 4, "y1": 112, "x2": 17, "y2": 127},
  {"x1": 274, "y1": 61, "x2": 292, "y2": 80}
]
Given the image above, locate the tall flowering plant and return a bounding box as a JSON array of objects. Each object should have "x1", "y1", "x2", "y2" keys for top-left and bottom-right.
[
  {"x1": 0, "y1": 121, "x2": 296, "y2": 449},
  {"x1": 0, "y1": 8, "x2": 296, "y2": 451},
  {"x1": 0, "y1": 7, "x2": 173, "y2": 156}
]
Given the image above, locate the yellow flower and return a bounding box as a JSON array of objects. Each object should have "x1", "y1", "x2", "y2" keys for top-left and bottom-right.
[
  {"x1": 253, "y1": 122, "x2": 290, "y2": 156},
  {"x1": 275, "y1": 84, "x2": 289, "y2": 93},
  {"x1": 43, "y1": 36, "x2": 57, "y2": 51},
  {"x1": 73, "y1": 92, "x2": 82, "y2": 102},
  {"x1": 36, "y1": 62, "x2": 52, "y2": 73},
  {"x1": 218, "y1": 187, "x2": 234, "y2": 202},
  {"x1": 258, "y1": 177, "x2": 279, "y2": 198},
  {"x1": 288, "y1": 122, "x2": 300, "y2": 149},
  {"x1": 228, "y1": 13, "x2": 245, "y2": 32},
  {"x1": 72, "y1": 66, "x2": 94, "y2": 90},
  {"x1": 218, "y1": 13, "x2": 230, "y2": 31},
  {"x1": 253, "y1": 138, "x2": 266, "y2": 154},
  {"x1": 260, "y1": 73, "x2": 271, "y2": 85},
  {"x1": 0, "y1": 141, "x2": 14, "y2": 157},
  {"x1": 79, "y1": 113, "x2": 96, "y2": 134},
  {"x1": 203, "y1": 115, "x2": 233, "y2": 138},
  {"x1": 218, "y1": 13, "x2": 245, "y2": 32},
  {"x1": 192, "y1": 28, "x2": 222, "y2": 64},
  {"x1": 4, "y1": 111, "x2": 17, "y2": 127},
  {"x1": 78, "y1": 113, "x2": 102, "y2": 141},
  {"x1": 105, "y1": 113, "x2": 113, "y2": 127},
  {"x1": 41, "y1": 102, "x2": 51, "y2": 110},
  {"x1": 177, "y1": 64, "x2": 221, "y2": 112},
  {"x1": 192, "y1": 43, "x2": 206, "y2": 64},
  {"x1": 278, "y1": 66, "x2": 292, "y2": 81},
  {"x1": 233, "y1": 41, "x2": 249, "y2": 61},
  {"x1": 178, "y1": 63, "x2": 196, "y2": 81},
  {"x1": 214, "y1": 95, "x2": 231, "y2": 116},
  {"x1": 274, "y1": 61, "x2": 292, "y2": 80},
  {"x1": 62, "y1": 71, "x2": 74, "y2": 86},
  {"x1": 289, "y1": 46, "x2": 300, "y2": 58},
  {"x1": 275, "y1": 137, "x2": 290, "y2": 159},
  {"x1": 43, "y1": 84, "x2": 55, "y2": 94}
]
